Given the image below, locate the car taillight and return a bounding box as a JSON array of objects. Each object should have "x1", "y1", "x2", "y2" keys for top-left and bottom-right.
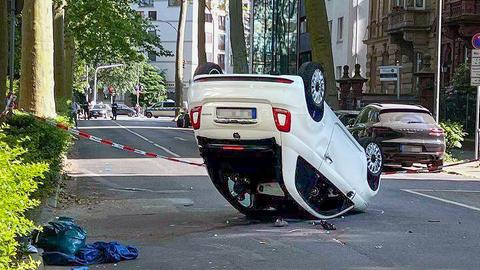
[
  {"x1": 190, "y1": 106, "x2": 202, "y2": 130},
  {"x1": 222, "y1": 145, "x2": 245, "y2": 151},
  {"x1": 272, "y1": 108, "x2": 291, "y2": 132},
  {"x1": 429, "y1": 128, "x2": 444, "y2": 137}
]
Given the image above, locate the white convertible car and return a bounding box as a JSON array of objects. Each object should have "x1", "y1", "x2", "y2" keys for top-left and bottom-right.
[{"x1": 188, "y1": 62, "x2": 383, "y2": 219}]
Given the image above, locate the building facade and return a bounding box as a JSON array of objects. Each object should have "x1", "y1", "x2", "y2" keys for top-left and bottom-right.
[
  {"x1": 325, "y1": 0, "x2": 370, "y2": 80},
  {"x1": 133, "y1": 0, "x2": 194, "y2": 99},
  {"x1": 364, "y1": 0, "x2": 437, "y2": 102},
  {"x1": 441, "y1": 0, "x2": 480, "y2": 87}
]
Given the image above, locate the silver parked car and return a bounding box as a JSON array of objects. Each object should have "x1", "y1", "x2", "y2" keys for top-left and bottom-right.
[{"x1": 144, "y1": 100, "x2": 177, "y2": 118}]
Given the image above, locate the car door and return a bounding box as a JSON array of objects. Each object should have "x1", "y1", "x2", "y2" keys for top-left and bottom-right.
[{"x1": 162, "y1": 101, "x2": 176, "y2": 117}]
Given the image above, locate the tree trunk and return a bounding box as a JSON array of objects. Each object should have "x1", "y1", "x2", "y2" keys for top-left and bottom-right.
[
  {"x1": 197, "y1": 0, "x2": 206, "y2": 65},
  {"x1": 0, "y1": 0, "x2": 8, "y2": 100},
  {"x1": 53, "y1": 0, "x2": 66, "y2": 110},
  {"x1": 305, "y1": 0, "x2": 336, "y2": 107},
  {"x1": 175, "y1": 0, "x2": 187, "y2": 116},
  {"x1": 19, "y1": 0, "x2": 56, "y2": 117},
  {"x1": 229, "y1": 0, "x2": 248, "y2": 73},
  {"x1": 64, "y1": 33, "x2": 74, "y2": 101}
]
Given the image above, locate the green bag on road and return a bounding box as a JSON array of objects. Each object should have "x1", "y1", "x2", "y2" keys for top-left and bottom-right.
[{"x1": 34, "y1": 217, "x2": 87, "y2": 256}]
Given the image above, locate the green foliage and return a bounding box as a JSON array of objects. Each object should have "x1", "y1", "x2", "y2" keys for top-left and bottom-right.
[
  {"x1": 99, "y1": 62, "x2": 143, "y2": 97},
  {"x1": 66, "y1": 0, "x2": 172, "y2": 65},
  {"x1": 440, "y1": 121, "x2": 467, "y2": 151},
  {"x1": 2, "y1": 113, "x2": 73, "y2": 198},
  {"x1": 0, "y1": 132, "x2": 46, "y2": 270},
  {"x1": 130, "y1": 63, "x2": 167, "y2": 107},
  {"x1": 452, "y1": 64, "x2": 476, "y2": 94}
]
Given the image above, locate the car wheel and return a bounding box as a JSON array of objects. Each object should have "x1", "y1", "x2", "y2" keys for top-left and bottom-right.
[
  {"x1": 428, "y1": 159, "x2": 443, "y2": 171},
  {"x1": 298, "y1": 62, "x2": 326, "y2": 122},
  {"x1": 401, "y1": 162, "x2": 413, "y2": 167},
  {"x1": 194, "y1": 62, "x2": 223, "y2": 77},
  {"x1": 146, "y1": 112, "x2": 152, "y2": 118},
  {"x1": 359, "y1": 138, "x2": 383, "y2": 191},
  {"x1": 128, "y1": 113, "x2": 133, "y2": 117}
]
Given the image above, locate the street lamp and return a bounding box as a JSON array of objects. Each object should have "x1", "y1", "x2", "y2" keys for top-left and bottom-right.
[
  {"x1": 93, "y1": 64, "x2": 124, "y2": 104},
  {"x1": 434, "y1": 0, "x2": 443, "y2": 123}
]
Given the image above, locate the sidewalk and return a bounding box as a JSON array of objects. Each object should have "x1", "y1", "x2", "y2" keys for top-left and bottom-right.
[{"x1": 443, "y1": 161, "x2": 480, "y2": 179}]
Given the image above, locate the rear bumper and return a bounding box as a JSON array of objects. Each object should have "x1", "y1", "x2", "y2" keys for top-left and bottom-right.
[
  {"x1": 381, "y1": 142, "x2": 444, "y2": 163},
  {"x1": 197, "y1": 137, "x2": 279, "y2": 156}
]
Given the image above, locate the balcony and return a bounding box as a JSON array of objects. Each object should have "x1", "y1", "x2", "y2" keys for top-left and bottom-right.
[
  {"x1": 443, "y1": 0, "x2": 480, "y2": 24},
  {"x1": 386, "y1": 8, "x2": 431, "y2": 34}
]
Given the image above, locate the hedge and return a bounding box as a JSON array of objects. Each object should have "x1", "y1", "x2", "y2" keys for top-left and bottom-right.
[{"x1": 0, "y1": 113, "x2": 72, "y2": 269}]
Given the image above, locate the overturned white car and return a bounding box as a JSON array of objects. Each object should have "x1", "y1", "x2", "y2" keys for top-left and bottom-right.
[{"x1": 188, "y1": 62, "x2": 383, "y2": 219}]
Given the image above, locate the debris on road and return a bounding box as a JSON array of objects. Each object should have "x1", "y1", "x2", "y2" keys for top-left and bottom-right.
[
  {"x1": 274, "y1": 218, "x2": 289, "y2": 227},
  {"x1": 34, "y1": 217, "x2": 138, "y2": 266},
  {"x1": 313, "y1": 220, "x2": 336, "y2": 231},
  {"x1": 428, "y1": 220, "x2": 440, "y2": 223},
  {"x1": 375, "y1": 245, "x2": 383, "y2": 249}
]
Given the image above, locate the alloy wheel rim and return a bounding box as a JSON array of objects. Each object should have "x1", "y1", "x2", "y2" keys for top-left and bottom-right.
[
  {"x1": 366, "y1": 142, "x2": 382, "y2": 175},
  {"x1": 311, "y1": 69, "x2": 325, "y2": 105}
]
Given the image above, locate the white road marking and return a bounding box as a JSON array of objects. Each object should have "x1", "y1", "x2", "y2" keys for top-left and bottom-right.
[
  {"x1": 69, "y1": 173, "x2": 207, "y2": 177},
  {"x1": 403, "y1": 189, "x2": 480, "y2": 193},
  {"x1": 113, "y1": 121, "x2": 181, "y2": 157},
  {"x1": 79, "y1": 126, "x2": 192, "y2": 131},
  {"x1": 402, "y1": 189, "x2": 480, "y2": 212},
  {"x1": 174, "y1": 136, "x2": 187, "y2": 141}
]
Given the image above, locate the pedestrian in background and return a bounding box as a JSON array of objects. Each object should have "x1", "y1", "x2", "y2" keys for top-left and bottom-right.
[
  {"x1": 83, "y1": 102, "x2": 90, "y2": 120},
  {"x1": 71, "y1": 101, "x2": 80, "y2": 128},
  {"x1": 112, "y1": 102, "x2": 118, "y2": 120}
]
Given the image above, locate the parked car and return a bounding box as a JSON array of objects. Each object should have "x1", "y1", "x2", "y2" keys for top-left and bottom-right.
[
  {"x1": 115, "y1": 104, "x2": 135, "y2": 117},
  {"x1": 335, "y1": 110, "x2": 360, "y2": 126},
  {"x1": 89, "y1": 104, "x2": 112, "y2": 119},
  {"x1": 188, "y1": 62, "x2": 383, "y2": 219},
  {"x1": 348, "y1": 103, "x2": 445, "y2": 168},
  {"x1": 144, "y1": 100, "x2": 176, "y2": 118}
]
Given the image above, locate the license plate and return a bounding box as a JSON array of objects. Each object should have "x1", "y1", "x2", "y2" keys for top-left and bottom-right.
[
  {"x1": 401, "y1": 145, "x2": 422, "y2": 153},
  {"x1": 216, "y1": 108, "x2": 256, "y2": 119}
]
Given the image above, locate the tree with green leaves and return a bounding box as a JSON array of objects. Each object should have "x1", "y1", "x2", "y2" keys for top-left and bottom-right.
[
  {"x1": 197, "y1": 0, "x2": 207, "y2": 65},
  {"x1": 229, "y1": 0, "x2": 248, "y2": 73},
  {"x1": 19, "y1": 0, "x2": 56, "y2": 118},
  {"x1": 175, "y1": 0, "x2": 188, "y2": 115},
  {"x1": 133, "y1": 63, "x2": 167, "y2": 107},
  {"x1": 0, "y1": 0, "x2": 7, "y2": 101},
  {"x1": 305, "y1": 0, "x2": 336, "y2": 106},
  {"x1": 65, "y1": 0, "x2": 170, "y2": 66}
]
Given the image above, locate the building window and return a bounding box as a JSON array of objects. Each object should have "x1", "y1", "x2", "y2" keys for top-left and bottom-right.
[
  {"x1": 336, "y1": 66, "x2": 342, "y2": 79},
  {"x1": 337, "y1": 17, "x2": 343, "y2": 42},
  {"x1": 218, "y1": 54, "x2": 225, "y2": 70},
  {"x1": 218, "y1": 34, "x2": 225, "y2": 51},
  {"x1": 300, "y1": 17, "x2": 307, "y2": 34},
  {"x1": 137, "y1": 11, "x2": 145, "y2": 17},
  {"x1": 328, "y1": 20, "x2": 332, "y2": 36},
  {"x1": 168, "y1": 0, "x2": 193, "y2": 6},
  {"x1": 206, "y1": 32, "x2": 213, "y2": 44},
  {"x1": 139, "y1": 0, "x2": 154, "y2": 7},
  {"x1": 415, "y1": 52, "x2": 424, "y2": 72},
  {"x1": 205, "y1": 13, "x2": 213, "y2": 23},
  {"x1": 148, "y1": 11, "x2": 157, "y2": 20},
  {"x1": 415, "y1": 0, "x2": 425, "y2": 9},
  {"x1": 218, "y1": 16, "x2": 226, "y2": 30},
  {"x1": 148, "y1": 51, "x2": 156, "y2": 61},
  {"x1": 393, "y1": 0, "x2": 405, "y2": 8},
  {"x1": 206, "y1": 52, "x2": 213, "y2": 62}
]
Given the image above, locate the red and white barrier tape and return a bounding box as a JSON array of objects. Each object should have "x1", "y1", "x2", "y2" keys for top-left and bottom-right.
[{"x1": 37, "y1": 117, "x2": 205, "y2": 167}]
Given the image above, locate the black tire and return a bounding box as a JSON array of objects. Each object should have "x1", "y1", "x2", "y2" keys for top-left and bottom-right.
[
  {"x1": 401, "y1": 162, "x2": 413, "y2": 167},
  {"x1": 358, "y1": 138, "x2": 383, "y2": 191},
  {"x1": 176, "y1": 113, "x2": 190, "y2": 128},
  {"x1": 194, "y1": 62, "x2": 223, "y2": 77},
  {"x1": 298, "y1": 62, "x2": 326, "y2": 122},
  {"x1": 428, "y1": 159, "x2": 443, "y2": 171},
  {"x1": 145, "y1": 112, "x2": 152, "y2": 118},
  {"x1": 128, "y1": 112, "x2": 133, "y2": 117}
]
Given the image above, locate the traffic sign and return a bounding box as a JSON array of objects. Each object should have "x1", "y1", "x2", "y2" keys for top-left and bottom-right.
[
  {"x1": 379, "y1": 66, "x2": 400, "y2": 82},
  {"x1": 472, "y1": 49, "x2": 480, "y2": 86},
  {"x1": 472, "y1": 33, "x2": 480, "y2": 49}
]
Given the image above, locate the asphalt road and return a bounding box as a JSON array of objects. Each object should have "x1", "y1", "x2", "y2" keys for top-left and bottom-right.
[{"x1": 44, "y1": 116, "x2": 480, "y2": 270}]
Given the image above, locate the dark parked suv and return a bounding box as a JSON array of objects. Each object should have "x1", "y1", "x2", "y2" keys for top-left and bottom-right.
[{"x1": 348, "y1": 104, "x2": 445, "y2": 168}]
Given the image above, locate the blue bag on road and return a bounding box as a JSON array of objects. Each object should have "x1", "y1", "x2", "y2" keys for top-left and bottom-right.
[{"x1": 42, "y1": 242, "x2": 138, "y2": 266}]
